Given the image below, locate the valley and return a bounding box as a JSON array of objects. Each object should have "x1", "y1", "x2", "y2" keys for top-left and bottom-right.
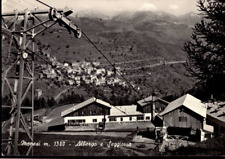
[{"x1": 2, "y1": 10, "x2": 200, "y2": 105}]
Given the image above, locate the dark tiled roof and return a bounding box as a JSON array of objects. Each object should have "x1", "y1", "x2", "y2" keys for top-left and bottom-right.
[
  {"x1": 206, "y1": 102, "x2": 225, "y2": 126},
  {"x1": 61, "y1": 97, "x2": 111, "y2": 117}
]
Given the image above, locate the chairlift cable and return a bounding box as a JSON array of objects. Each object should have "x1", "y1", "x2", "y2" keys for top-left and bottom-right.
[
  {"x1": 81, "y1": 31, "x2": 163, "y2": 128},
  {"x1": 2, "y1": 0, "x2": 171, "y2": 132},
  {"x1": 81, "y1": 31, "x2": 144, "y2": 97},
  {"x1": 81, "y1": 30, "x2": 173, "y2": 129},
  {"x1": 36, "y1": 0, "x2": 53, "y2": 8}
]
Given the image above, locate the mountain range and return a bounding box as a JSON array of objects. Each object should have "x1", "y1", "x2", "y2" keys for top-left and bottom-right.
[
  {"x1": 74, "y1": 9, "x2": 201, "y2": 26},
  {"x1": 2, "y1": 8, "x2": 202, "y2": 101}
]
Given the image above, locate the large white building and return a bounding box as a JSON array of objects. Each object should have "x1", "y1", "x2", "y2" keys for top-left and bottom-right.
[{"x1": 60, "y1": 97, "x2": 154, "y2": 131}]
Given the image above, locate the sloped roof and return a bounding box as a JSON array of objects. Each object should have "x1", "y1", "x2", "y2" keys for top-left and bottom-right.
[
  {"x1": 206, "y1": 102, "x2": 225, "y2": 127},
  {"x1": 110, "y1": 105, "x2": 143, "y2": 116},
  {"x1": 137, "y1": 95, "x2": 169, "y2": 107},
  {"x1": 46, "y1": 103, "x2": 79, "y2": 120},
  {"x1": 61, "y1": 97, "x2": 111, "y2": 117},
  {"x1": 160, "y1": 94, "x2": 207, "y2": 118},
  {"x1": 33, "y1": 117, "x2": 65, "y2": 132}
]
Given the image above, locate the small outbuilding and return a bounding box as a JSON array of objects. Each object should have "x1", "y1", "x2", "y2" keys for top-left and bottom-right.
[
  {"x1": 137, "y1": 95, "x2": 169, "y2": 121},
  {"x1": 160, "y1": 94, "x2": 213, "y2": 141}
]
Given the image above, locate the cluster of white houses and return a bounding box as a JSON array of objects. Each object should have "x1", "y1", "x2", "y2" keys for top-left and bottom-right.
[
  {"x1": 51, "y1": 93, "x2": 225, "y2": 141},
  {"x1": 39, "y1": 56, "x2": 126, "y2": 87}
]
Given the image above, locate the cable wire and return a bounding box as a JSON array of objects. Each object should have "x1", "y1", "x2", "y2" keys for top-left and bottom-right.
[
  {"x1": 81, "y1": 29, "x2": 176, "y2": 130},
  {"x1": 2, "y1": 3, "x2": 171, "y2": 130},
  {"x1": 81, "y1": 30, "x2": 168, "y2": 128},
  {"x1": 81, "y1": 31, "x2": 145, "y2": 98}
]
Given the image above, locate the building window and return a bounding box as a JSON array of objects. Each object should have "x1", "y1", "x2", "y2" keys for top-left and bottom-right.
[
  {"x1": 146, "y1": 116, "x2": 150, "y2": 120},
  {"x1": 129, "y1": 117, "x2": 132, "y2": 121},
  {"x1": 179, "y1": 117, "x2": 187, "y2": 122},
  {"x1": 68, "y1": 119, "x2": 86, "y2": 126},
  {"x1": 221, "y1": 126, "x2": 225, "y2": 133},
  {"x1": 102, "y1": 118, "x2": 106, "y2": 122},
  {"x1": 90, "y1": 110, "x2": 92, "y2": 115},
  {"x1": 137, "y1": 116, "x2": 144, "y2": 120},
  {"x1": 93, "y1": 119, "x2": 97, "y2": 123},
  {"x1": 93, "y1": 110, "x2": 96, "y2": 115},
  {"x1": 120, "y1": 117, "x2": 123, "y2": 122},
  {"x1": 109, "y1": 117, "x2": 116, "y2": 122},
  {"x1": 205, "y1": 133, "x2": 211, "y2": 139}
]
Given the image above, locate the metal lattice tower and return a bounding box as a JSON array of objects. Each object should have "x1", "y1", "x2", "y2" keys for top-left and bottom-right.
[
  {"x1": 2, "y1": 10, "x2": 36, "y2": 156},
  {"x1": 2, "y1": 2, "x2": 81, "y2": 155}
]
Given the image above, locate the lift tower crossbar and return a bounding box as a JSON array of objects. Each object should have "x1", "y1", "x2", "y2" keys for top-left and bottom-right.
[{"x1": 2, "y1": 1, "x2": 81, "y2": 155}]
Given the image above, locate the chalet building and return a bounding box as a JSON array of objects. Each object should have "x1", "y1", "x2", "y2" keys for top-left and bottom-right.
[
  {"x1": 60, "y1": 97, "x2": 153, "y2": 131},
  {"x1": 206, "y1": 102, "x2": 225, "y2": 137},
  {"x1": 61, "y1": 97, "x2": 111, "y2": 125},
  {"x1": 137, "y1": 96, "x2": 169, "y2": 121},
  {"x1": 160, "y1": 94, "x2": 213, "y2": 141}
]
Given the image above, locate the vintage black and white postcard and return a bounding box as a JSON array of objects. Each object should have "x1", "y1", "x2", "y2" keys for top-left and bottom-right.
[{"x1": 1, "y1": 0, "x2": 225, "y2": 157}]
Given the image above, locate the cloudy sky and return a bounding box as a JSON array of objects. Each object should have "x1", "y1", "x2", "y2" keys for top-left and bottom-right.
[{"x1": 2, "y1": 0, "x2": 199, "y2": 16}]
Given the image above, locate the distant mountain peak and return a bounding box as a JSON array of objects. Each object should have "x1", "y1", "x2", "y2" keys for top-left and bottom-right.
[
  {"x1": 189, "y1": 12, "x2": 198, "y2": 17},
  {"x1": 177, "y1": 12, "x2": 201, "y2": 26},
  {"x1": 181, "y1": 11, "x2": 200, "y2": 17},
  {"x1": 112, "y1": 10, "x2": 177, "y2": 23}
]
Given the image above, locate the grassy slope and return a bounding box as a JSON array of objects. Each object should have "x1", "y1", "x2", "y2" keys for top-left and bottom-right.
[{"x1": 2, "y1": 15, "x2": 197, "y2": 100}]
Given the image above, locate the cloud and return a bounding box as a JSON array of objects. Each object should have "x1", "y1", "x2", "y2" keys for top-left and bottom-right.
[
  {"x1": 169, "y1": 4, "x2": 179, "y2": 10},
  {"x1": 138, "y1": 3, "x2": 158, "y2": 11}
]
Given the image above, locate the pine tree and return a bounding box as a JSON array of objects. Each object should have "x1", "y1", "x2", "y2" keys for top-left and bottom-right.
[
  {"x1": 47, "y1": 97, "x2": 56, "y2": 107},
  {"x1": 183, "y1": 0, "x2": 225, "y2": 99}
]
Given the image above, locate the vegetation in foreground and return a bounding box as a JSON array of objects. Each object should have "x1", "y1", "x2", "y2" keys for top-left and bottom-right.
[{"x1": 163, "y1": 134, "x2": 225, "y2": 156}]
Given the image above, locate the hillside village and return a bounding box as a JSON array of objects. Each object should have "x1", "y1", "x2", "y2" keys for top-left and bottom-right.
[{"x1": 38, "y1": 51, "x2": 126, "y2": 87}]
